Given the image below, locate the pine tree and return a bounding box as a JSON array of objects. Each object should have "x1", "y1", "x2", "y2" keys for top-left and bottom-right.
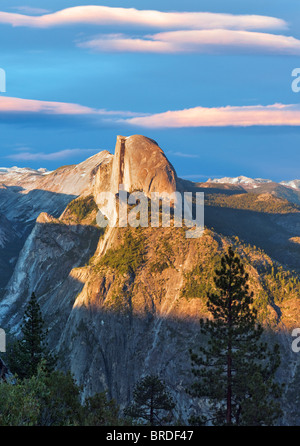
[
  {"x1": 124, "y1": 375, "x2": 175, "y2": 426},
  {"x1": 189, "y1": 247, "x2": 282, "y2": 426},
  {"x1": 8, "y1": 292, "x2": 56, "y2": 379}
]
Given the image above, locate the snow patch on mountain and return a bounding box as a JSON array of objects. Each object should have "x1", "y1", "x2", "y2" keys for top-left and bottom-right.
[
  {"x1": 207, "y1": 175, "x2": 300, "y2": 190},
  {"x1": 207, "y1": 175, "x2": 272, "y2": 188},
  {"x1": 0, "y1": 166, "x2": 50, "y2": 175},
  {"x1": 280, "y1": 180, "x2": 300, "y2": 190}
]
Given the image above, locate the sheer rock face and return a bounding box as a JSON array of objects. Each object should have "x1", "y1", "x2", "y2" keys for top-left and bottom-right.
[
  {"x1": 111, "y1": 135, "x2": 178, "y2": 195},
  {"x1": 95, "y1": 135, "x2": 178, "y2": 197},
  {"x1": 94, "y1": 135, "x2": 179, "y2": 223}
]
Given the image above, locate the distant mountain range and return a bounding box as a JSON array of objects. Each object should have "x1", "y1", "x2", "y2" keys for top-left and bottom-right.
[
  {"x1": 207, "y1": 175, "x2": 300, "y2": 190},
  {"x1": 0, "y1": 167, "x2": 49, "y2": 175},
  {"x1": 1, "y1": 168, "x2": 299, "y2": 190}
]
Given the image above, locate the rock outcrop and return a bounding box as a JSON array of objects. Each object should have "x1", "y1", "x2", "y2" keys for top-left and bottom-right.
[
  {"x1": 94, "y1": 135, "x2": 179, "y2": 226},
  {"x1": 96, "y1": 135, "x2": 178, "y2": 196}
]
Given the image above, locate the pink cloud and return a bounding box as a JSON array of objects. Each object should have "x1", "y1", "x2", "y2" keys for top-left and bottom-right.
[
  {"x1": 0, "y1": 6, "x2": 286, "y2": 30},
  {"x1": 78, "y1": 34, "x2": 175, "y2": 53},
  {"x1": 123, "y1": 104, "x2": 300, "y2": 128},
  {"x1": 0, "y1": 96, "x2": 138, "y2": 117},
  {"x1": 79, "y1": 29, "x2": 300, "y2": 55},
  {"x1": 2, "y1": 97, "x2": 300, "y2": 129},
  {"x1": 0, "y1": 96, "x2": 95, "y2": 114}
]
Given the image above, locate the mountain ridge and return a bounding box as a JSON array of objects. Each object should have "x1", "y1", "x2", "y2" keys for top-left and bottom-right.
[{"x1": 1, "y1": 162, "x2": 299, "y2": 191}]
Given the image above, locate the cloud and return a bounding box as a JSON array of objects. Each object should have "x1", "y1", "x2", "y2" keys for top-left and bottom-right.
[
  {"x1": 78, "y1": 34, "x2": 175, "y2": 54},
  {"x1": 3, "y1": 97, "x2": 300, "y2": 130},
  {"x1": 11, "y1": 6, "x2": 51, "y2": 15},
  {"x1": 0, "y1": 6, "x2": 286, "y2": 31},
  {"x1": 123, "y1": 104, "x2": 300, "y2": 128},
  {"x1": 7, "y1": 148, "x2": 97, "y2": 161},
  {"x1": 167, "y1": 151, "x2": 200, "y2": 159},
  {"x1": 0, "y1": 96, "x2": 95, "y2": 115},
  {"x1": 0, "y1": 96, "x2": 139, "y2": 118},
  {"x1": 78, "y1": 29, "x2": 300, "y2": 55},
  {"x1": 1, "y1": 6, "x2": 294, "y2": 57}
]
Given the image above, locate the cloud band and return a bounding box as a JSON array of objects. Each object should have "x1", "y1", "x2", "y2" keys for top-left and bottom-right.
[{"x1": 0, "y1": 6, "x2": 286, "y2": 30}]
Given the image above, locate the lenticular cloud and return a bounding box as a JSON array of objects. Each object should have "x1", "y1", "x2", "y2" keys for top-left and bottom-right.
[
  {"x1": 123, "y1": 104, "x2": 300, "y2": 128},
  {"x1": 0, "y1": 6, "x2": 287, "y2": 31}
]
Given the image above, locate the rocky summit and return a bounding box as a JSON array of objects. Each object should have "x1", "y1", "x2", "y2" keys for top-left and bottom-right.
[{"x1": 1, "y1": 135, "x2": 300, "y2": 424}]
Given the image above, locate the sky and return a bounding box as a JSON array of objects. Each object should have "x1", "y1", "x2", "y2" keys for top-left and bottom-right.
[{"x1": 0, "y1": 1, "x2": 300, "y2": 181}]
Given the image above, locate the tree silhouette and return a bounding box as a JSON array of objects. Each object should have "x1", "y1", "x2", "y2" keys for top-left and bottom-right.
[{"x1": 8, "y1": 292, "x2": 56, "y2": 379}]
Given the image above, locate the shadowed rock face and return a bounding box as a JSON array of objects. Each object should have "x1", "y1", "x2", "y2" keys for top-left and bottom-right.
[{"x1": 0, "y1": 151, "x2": 112, "y2": 291}]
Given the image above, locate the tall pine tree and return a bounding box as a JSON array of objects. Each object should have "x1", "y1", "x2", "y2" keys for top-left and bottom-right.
[
  {"x1": 189, "y1": 247, "x2": 282, "y2": 426},
  {"x1": 8, "y1": 292, "x2": 56, "y2": 379}
]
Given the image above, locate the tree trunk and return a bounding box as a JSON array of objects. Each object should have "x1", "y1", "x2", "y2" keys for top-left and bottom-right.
[
  {"x1": 226, "y1": 343, "x2": 232, "y2": 425},
  {"x1": 226, "y1": 275, "x2": 232, "y2": 425}
]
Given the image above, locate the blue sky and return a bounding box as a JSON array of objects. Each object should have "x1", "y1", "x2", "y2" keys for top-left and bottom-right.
[{"x1": 0, "y1": 1, "x2": 300, "y2": 181}]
